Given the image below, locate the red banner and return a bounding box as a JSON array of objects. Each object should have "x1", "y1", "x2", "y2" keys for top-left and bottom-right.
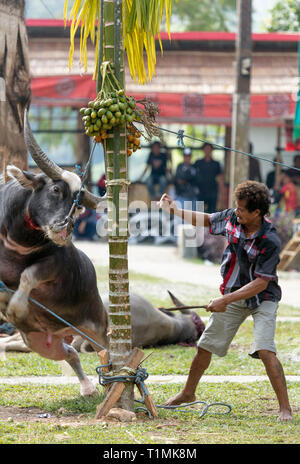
[{"x1": 31, "y1": 75, "x2": 296, "y2": 126}]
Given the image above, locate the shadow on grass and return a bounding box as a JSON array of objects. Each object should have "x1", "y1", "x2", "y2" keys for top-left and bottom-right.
[{"x1": 42, "y1": 389, "x2": 106, "y2": 415}]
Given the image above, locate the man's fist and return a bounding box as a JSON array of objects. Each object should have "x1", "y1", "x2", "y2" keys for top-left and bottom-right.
[{"x1": 157, "y1": 193, "x2": 179, "y2": 213}]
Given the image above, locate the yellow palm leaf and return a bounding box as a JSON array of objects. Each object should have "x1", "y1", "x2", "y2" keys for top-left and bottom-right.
[{"x1": 64, "y1": 0, "x2": 176, "y2": 84}]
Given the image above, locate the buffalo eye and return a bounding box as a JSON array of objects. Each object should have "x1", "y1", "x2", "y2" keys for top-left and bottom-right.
[{"x1": 51, "y1": 185, "x2": 61, "y2": 194}]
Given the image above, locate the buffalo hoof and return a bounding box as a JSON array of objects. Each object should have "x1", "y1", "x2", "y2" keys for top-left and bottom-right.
[
  {"x1": 6, "y1": 291, "x2": 29, "y2": 325},
  {"x1": 80, "y1": 378, "x2": 99, "y2": 397}
]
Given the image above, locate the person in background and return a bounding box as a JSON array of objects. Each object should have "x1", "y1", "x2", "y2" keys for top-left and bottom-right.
[
  {"x1": 275, "y1": 170, "x2": 298, "y2": 216},
  {"x1": 289, "y1": 154, "x2": 300, "y2": 186},
  {"x1": 174, "y1": 147, "x2": 198, "y2": 210},
  {"x1": 139, "y1": 141, "x2": 169, "y2": 200},
  {"x1": 290, "y1": 154, "x2": 300, "y2": 215},
  {"x1": 73, "y1": 208, "x2": 99, "y2": 241},
  {"x1": 266, "y1": 158, "x2": 277, "y2": 191},
  {"x1": 248, "y1": 143, "x2": 262, "y2": 182},
  {"x1": 194, "y1": 142, "x2": 225, "y2": 213},
  {"x1": 97, "y1": 173, "x2": 106, "y2": 197}
]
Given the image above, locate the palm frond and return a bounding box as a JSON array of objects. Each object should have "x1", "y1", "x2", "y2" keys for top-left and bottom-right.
[{"x1": 64, "y1": 0, "x2": 176, "y2": 84}]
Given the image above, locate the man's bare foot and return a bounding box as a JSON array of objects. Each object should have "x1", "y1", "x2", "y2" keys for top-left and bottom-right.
[
  {"x1": 278, "y1": 409, "x2": 293, "y2": 421},
  {"x1": 163, "y1": 391, "x2": 196, "y2": 407}
]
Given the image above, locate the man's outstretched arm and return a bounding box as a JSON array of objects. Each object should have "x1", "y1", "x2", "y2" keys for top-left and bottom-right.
[{"x1": 158, "y1": 193, "x2": 211, "y2": 227}]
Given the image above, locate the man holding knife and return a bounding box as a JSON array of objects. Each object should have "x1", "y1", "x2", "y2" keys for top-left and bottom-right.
[{"x1": 158, "y1": 180, "x2": 292, "y2": 421}]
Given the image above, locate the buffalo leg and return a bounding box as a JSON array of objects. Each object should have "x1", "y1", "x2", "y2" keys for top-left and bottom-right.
[
  {"x1": 62, "y1": 341, "x2": 98, "y2": 397},
  {"x1": 7, "y1": 265, "x2": 42, "y2": 324},
  {"x1": 0, "y1": 332, "x2": 31, "y2": 352},
  {"x1": 26, "y1": 331, "x2": 98, "y2": 397}
]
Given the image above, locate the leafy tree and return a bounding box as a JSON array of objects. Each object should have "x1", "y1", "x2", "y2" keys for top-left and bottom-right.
[
  {"x1": 267, "y1": 0, "x2": 300, "y2": 32},
  {"x1": 170, "y1": 0, "x2": 237, "y2": 31},
  {"x1": 25, "y1": 0, "x2": 238, "y2": 33}
]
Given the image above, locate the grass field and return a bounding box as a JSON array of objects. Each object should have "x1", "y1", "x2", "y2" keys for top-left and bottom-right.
[
  {"x1": 0, "y1": 264, "x2": 299, "y2": 445},
  {"x1": 0, "y1": 382, "x2": 299, "y2": 444}
]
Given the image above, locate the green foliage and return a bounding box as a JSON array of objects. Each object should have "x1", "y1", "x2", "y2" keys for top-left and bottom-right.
[
  {"x1": 267, "y1": 0, "x2": 300, "y2": 32},
  {"x1": 170, "y1": 0, "x2": 237, "y2": 32},
  {"x1": 24, "y1": 0, "x2": 70, "y2": 18}
]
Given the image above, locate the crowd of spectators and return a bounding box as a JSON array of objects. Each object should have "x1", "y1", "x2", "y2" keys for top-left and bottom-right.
[
  {"x1": 140, "y1": 140, "x2": 225, "y2": 214},
  {"x1": 140, "y1": 142, "x2": 300, "y2": 218},
  {"x1": 74, "y1": 142, "x2": 300, "y2": 241}
]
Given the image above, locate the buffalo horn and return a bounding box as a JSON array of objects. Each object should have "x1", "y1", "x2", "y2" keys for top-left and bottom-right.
[
  {"x1": 24, "y1": 109, "x2": 63, "y2": 180},
  {"x1": 81, "y1": 190, "x2": 107, "y2": 210},
  {"x1": 167, "y1": 290, "x2": 185, "y2": 308},
  {"x1": 167, "y1": 290, "x2": 191, "y2": 314},
  {"x1": 24, "y1": 110, "x2": 107, "y2": 209}
]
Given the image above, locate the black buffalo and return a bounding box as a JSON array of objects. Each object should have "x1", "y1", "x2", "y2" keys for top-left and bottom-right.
[
  {"x1": 0, "y1": 111, "x2": 107, "y2": 396},
  {"x1": 0, "y1": 112, "x2": 205, "y2": 397}
]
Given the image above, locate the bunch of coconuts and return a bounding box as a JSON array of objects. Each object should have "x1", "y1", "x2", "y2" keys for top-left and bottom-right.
[
  {"x1": 80, "y1": 90, "x2": 142, "y2": 137},
  {"x1": 79, "y1": 62, "x2": 162, "y2": 155}
]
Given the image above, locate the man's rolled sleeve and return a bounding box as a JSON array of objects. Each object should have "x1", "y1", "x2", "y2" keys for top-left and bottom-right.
[
  {"x1": 254, "y1": 242, "x2": 280, "y2": 281},
  {"x1": 209, "y1": 208, "x2": 233, "y2": 236}
]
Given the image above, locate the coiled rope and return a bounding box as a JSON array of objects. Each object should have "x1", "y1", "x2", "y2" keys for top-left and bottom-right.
[{"x1": 96, "y1": 363, "x2": 232, "y2": 419}]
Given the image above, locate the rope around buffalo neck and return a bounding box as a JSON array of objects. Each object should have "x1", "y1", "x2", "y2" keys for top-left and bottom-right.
[
  {"x1": 0, "y1": 280, "x2": 232, "y2": 419},
  {"x1": 64, "y1": 140, "x2": 98, "y2": 224}
]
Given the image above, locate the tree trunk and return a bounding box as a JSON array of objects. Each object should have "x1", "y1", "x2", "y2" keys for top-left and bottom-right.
[
  {"x1": 76, "y1": 112, "x2": 92, "y2": 184},
  {"x1": 0, "y1": 0, "x2": 31, "y2": 172},
  {"x1": 101, "y1": 0, "x2": 132, "y2": 411}
]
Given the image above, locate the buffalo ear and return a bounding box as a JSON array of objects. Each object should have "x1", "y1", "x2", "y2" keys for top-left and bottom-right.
[{"x1": 6, "y1": 165, "x2": 44, "y2": 190}]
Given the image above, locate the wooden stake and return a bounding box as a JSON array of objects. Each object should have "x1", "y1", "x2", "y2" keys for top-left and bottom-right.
[
  {"x1": 136, "y1": 382, "x2": 158, "y2": 418},
  {"x1": 97, "y1": 349, "x2": 111, "y2": 392},
  {"x1": 95, "y1": 347, "x2": 144, "y2": 419}
]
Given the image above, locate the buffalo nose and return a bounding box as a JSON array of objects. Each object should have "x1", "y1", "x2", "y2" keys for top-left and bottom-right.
[{"x1": 53, "y1": 217, "x2": 74, "y2": 233}]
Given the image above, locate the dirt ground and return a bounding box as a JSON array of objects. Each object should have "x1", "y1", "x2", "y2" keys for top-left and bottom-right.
[{"x1": 0, "y1": 404, "x2": 166, "y2": 426}]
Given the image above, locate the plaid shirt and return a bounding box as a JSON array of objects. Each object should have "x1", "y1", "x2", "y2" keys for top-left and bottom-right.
[{"x1": 209, "y1": 208, "x2": 282, "y2": 309}]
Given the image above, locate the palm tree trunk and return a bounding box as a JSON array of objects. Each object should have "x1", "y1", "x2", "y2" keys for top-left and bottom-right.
[
  {"x1": 101, "y1": 0, "x2": 133, "y2": 411},
  {"x1": 0, "y1": 0, "x2": 31, "y2": 171}
]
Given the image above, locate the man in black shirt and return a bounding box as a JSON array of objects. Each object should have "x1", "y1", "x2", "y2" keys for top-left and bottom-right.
[
  {"x1": 158, "y1": 180, "x2": 293, "y2": 421},
  {"x1": 139, "y1": 141, "x2": 169, "y2": 200},
  {"x1": 174, "y1": 147, "x2": 198, "y2": 210},
  {"x1": 194, "y1": 143, "x2": 224, "y2": 213}
]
